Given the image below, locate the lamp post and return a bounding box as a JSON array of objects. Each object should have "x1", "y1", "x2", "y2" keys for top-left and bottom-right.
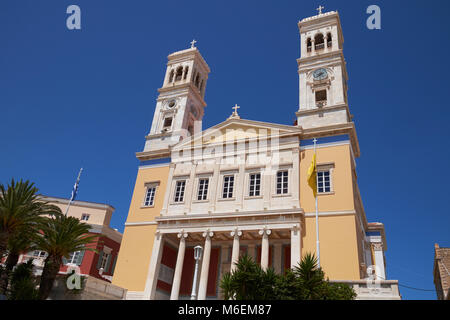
[{"x1": 190, "y1": 245, "x2": 203, "y2": 300}]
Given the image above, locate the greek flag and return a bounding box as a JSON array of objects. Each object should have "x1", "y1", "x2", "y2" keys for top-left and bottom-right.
[{"x1": 70, "y1": 168, "x2": 83, "y2": 202}]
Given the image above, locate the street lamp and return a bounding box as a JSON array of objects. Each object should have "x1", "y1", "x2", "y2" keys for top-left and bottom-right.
[{"x1": 190, "y1": 245, "x2": 203, "y2": 300}]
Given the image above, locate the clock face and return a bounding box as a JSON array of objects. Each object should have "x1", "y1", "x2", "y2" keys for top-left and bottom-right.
[{"x1": 313, "y1": 68, "x2": 328, "y2": 80}]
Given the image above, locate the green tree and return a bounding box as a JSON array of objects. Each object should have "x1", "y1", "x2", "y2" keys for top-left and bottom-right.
[
  {"x1": 220, "y1": 253, "x2": 356, "y2": 300},
  {"x1": 35, "y1": 213, "x2": 98, "y2": 300},
  {"x1": 0, "y1": 179, "x2": 60, "y2": 294},
  {"x1": 220, "y1": 254, "x2": 278, "y2": 300},
  {"x1": 7, "y1": 260, "x2": 39, "y2": 300}
]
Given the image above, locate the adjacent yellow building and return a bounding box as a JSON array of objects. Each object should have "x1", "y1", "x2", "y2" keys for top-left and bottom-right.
[{"x1": 112, "y1": 10, "x2": 400, "y2": 300}]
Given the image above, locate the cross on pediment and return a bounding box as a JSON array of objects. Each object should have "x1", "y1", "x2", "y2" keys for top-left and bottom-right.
[
  {"x1": 190, "y1": 39, "x2": 197, "y2": 48},
  {"x1": 232, "y1": 104, "x2": 240, "y2": 114},
  {"x1": 316, "y1": 5, "x2": 324, "y2": 15}
]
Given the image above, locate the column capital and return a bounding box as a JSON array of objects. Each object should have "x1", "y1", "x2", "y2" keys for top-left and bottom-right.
[
  {"x1": 177, "y1": 230, "x2": 188, "y2": 239},
  {"x1": 230, "y1": 228, "x2": 242, "y2": 237},
  {"x1": 372, "y1": 242, "x2": 383, "y2": 251},
  {"x1": 202, "y1": 229, "x2": 214, "y2": 238},
  {"x1": 291, "y1": 223, "x2": 301, "y2": 231},
  {"x1": 258, "y1": 227, "x2": 271, "y2": 236}
]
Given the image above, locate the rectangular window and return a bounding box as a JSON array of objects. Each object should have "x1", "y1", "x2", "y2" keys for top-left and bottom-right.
[
  {"x1": 249, "y1": 173, "x2": 261, "y2": 197},
  {"x1": 276, "y1": 171, "x2": 289, "y2": 194},
  {"x1": 315, "y1": 90, "x2": 327, "y2": 102},
  {"x1": 163, "y1": 117, "x2": 173, "y2": 129},
  {"x1": 197, "y1": 178, "x2": 209, "y2": 201},
  {"x1": 67, "y1": 251, "x2": 81, "y2": 264},
  {"x1": 222, "y1": 175, "x2": 234, "y2": 199},
  {"x1": 81, "y1": 213, "x2": 90, "y2": 221},
  {"x1": 32, "y1": 250, "x2": 47, "y2": 258},
  {"x1": 143, "y1": 186, "x2": 156, "y2": 206},
  {"x1": 174, "y1": 180, "x2": 186, "y2": 203},
  {"x1": 100, "y1": 252, "x2": 110, "y2": 270},
  {"x1": 317, "y1": 170, "x2": 331, "y2": 193}
]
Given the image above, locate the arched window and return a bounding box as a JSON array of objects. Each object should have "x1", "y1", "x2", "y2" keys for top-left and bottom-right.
[
  {"x1": 326, "y1": 33, "x2": 332, "y2": 48},
  {"x1": 314, "y1": 33, "x2": 324, "y2": 51},
  {"x1": 175, "y1": 66, "x2": 183, "y2": 82},
  {"x1": 195, "y1": 74, "x2": 200, "y2": 88},
  {"x1": 183, "y1": 66, "x2": 189, "y2": 80},
  {"x1": 199, "y1": 80, "x2": 204, "y2": 93},
  {"x1": 306, "y1": 38, "x2": 312, "y2": 52},
  {"x1": 168, "y1": 69, "x2": 174, "y2": 83}
]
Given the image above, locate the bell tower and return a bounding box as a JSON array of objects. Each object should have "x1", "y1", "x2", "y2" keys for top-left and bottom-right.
[
  {"x1": 143, "y1": 41, "x2": 210, "y2": 155},
  {"x1": 296, "y1": 8, "x2": 352, "y2": 130}
]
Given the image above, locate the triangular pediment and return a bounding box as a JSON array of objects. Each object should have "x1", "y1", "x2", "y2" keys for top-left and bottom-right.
[{"x1": 172, "y1": 117, "x2": 302, "y2": 151}]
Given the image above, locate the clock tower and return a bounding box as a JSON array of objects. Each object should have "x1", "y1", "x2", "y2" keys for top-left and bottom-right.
[
  {"x1": 296, "y1": 9, "x2": 353, "y2": 131},
  {"x1": 142, "y1": 42, "x2": 210, "y2": 158}
]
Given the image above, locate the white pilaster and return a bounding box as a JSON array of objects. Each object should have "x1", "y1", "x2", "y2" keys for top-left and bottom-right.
[
  {"x1": 259, "y1": 228, "x2": 271, "y2": 271},
  {"x1": 184, "y1": 162, "x2": 198, "y2": 213},
  {"x1": 161, "y1": 164, "x2": 175, "y2": 215},
  {"x1": 373, "y1": 243, "x2": 386, "y2": 280},
  {"x1": 170, "y1": 231, "x2": 188, "y2": 300},
  {"x1": 198, "y1": 230, "x2": 214, "y2": 300},
  {"x1": 143, "y1": 231, "x2": 164, "y2": 300},
  {"x1": 230, "y1": 229, "x2": 242, "y2": 273},
  {"x1": 290, "y1": 224, "x2": 301, "y2": 269}
]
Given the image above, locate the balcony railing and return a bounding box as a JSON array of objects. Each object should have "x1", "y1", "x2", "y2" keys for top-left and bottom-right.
[
  {"x1": 315, "y1": 43, "x2": 325, "y2": 50},
  {"x1": 330, "y1": 280, "x2": 401, "y2": 300}
]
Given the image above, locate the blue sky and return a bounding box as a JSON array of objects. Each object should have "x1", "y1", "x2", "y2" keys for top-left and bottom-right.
[{"x1": 1, "y1": 0, "x2": 449, "y2": 299}]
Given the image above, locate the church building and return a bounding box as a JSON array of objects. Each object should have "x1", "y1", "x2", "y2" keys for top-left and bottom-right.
[{"x1": 112, "y1": 9, "x2": 401, "y2": 300}]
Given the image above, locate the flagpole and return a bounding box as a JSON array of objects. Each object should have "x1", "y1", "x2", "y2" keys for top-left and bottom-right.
[
  {"x1": 65, "y1": 168, "x2": 83, "y2": 216},
  {"x1": 313, "y1": 138, "x2": 320, "y2": 268}
]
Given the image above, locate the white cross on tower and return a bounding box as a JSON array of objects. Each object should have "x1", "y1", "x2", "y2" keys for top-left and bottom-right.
[
  {"x1": 232, "y1": 104, "x2": 240, "y2": 115},
  {"x1": 316, "y1": 5, "x2": 324, "y2": 15},
  {"x1": 190, "y1": 39, "x2": 197, "y2": 48}
]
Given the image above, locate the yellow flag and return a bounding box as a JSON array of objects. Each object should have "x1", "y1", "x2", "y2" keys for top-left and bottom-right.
[{"x1": 307, "y1": 153, "x2": 317, "y2": 197}]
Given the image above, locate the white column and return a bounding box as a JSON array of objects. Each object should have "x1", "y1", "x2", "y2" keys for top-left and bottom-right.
[
  {"x1": 143, "y1": 231, "x2": 164, "y2": 300},
  {"x1": 259, "y1": 228, "x2": 271, "y2": 271},
  {"x1": 184, "y1": 162, "x2": 197, "y2": 213},
  {"x1": 373, "y1": 243, "x2": 386, "y2": 280},
  {"x1": 197, "y1": 230, "x2": 214, "y2": 300},
  {"x1": 230, "y1": 229, "x2": 242, "y2": 273},
  {"x1": 291, "y1": 224, "x2": 302, "y2": 269},
  {"x1": 273, "y1": 243, "x2": 282, "y2": 274},
  {"x1": 170, "y1": 231, "x2": 188, "y2": 300}
]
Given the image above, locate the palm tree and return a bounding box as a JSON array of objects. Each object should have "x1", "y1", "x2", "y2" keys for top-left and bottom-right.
[
  {"x1": 220, "y1": 254, "x2": 278, "y2": 300},
  {"x1": 292, "y1": 252, "x2": 326, "y2": 299},
  {"x1": 0, "y1": 179, "x2": 59, "y2": 257},
  {"x1": 0, "y1": 179, "x2": 60, "y2": 295},
  {"x1": 35, "y1": 213, "x2": 98, "y2": 300}
]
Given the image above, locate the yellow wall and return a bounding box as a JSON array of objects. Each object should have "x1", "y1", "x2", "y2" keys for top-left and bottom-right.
[
  {"x1": 112, "y1": 165, "x2": 170, "y2": 291},
  {"x1": 302, "y1": 215, "x2": 361, "y2": 280},
  {"x1": 299, "y1": 143, "x2": 362, "y2": 280},
  {"x1": 125, "y1": 165, "x2": 170, "y2": 223},
  {"x1": 300, "y1": 144, "x2": 355, "y2": 213},
  {"x1": 112, "y1": 224, "x2": 156, "y2": 291}
]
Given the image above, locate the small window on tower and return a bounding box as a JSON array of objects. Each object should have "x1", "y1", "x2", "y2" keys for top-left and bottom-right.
[
  {"x1": 306, "y1": 38, "x2": 312, "y2": 52},
  {"x1": 315, "y1": 90, "x2": 327, "y2": 106},
  {"x1": 175, "y1": 66, "x2": 183, "y2": 82},
  {"x1": 163, "y1": 117, "x2": 173, "y2": 129},
  {"x1": 168, "y1": 70, "x2": 174, "y2": 83},
  {"x1": 314, "y1": 33, "x2": 324, "y2": 51},
  {"x1": 195, "y1": 74, "x2": 200, "y2": 88},
  {"x1": 327, "y1": 33, "x2": 332, "y2": 48},
  {"x1": 183, "y1": 66, "x2": 189, "y2": 80}
]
